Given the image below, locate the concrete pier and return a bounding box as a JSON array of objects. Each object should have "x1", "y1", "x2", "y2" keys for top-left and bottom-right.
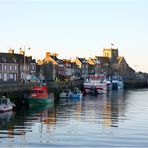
[
  {"x1": 0, "y1": 79, "x2": 147, "y2": 94},
  {"x1": 0, "y1": 80, "x2": 83, "y2": 103},
  {"x1": 0, "y1": 79, "x2": 147, "y2": 102},
  {"x1": 124, "y1": 79, "x2": 148, "y2": 89},
  {"x1": 0, "y1": 83, "x2": 34, "y2": 93}
]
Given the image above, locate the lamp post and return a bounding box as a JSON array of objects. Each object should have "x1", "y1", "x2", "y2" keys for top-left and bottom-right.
[{"x1": 20, "y1": 46, "x2": 30, "y2": 83}]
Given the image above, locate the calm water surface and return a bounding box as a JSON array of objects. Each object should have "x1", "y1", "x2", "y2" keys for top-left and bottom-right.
[{"x1": 0, "y1": 89, "x2": 148, "y2": 147}]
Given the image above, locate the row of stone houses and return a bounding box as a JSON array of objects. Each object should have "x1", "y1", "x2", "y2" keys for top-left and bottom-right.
[
  {"x1": 38, "y1": 47, "x2": 135, "y2": 81},
  {"x1": 0, "y1": 47, "x2": 135, "y2": 83},
  {"x1": 0, "y1": 48, "x2": 36, "y2": 83}
]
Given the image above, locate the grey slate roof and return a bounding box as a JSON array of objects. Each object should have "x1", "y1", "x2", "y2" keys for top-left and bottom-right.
[{"x1": 0, "y1": 53, "x2": 36, "y2": 64}]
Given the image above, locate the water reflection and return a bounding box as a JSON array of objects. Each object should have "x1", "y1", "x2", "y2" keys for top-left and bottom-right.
[
  {"x1": 0, "y1": 102, "x2": 55, "y2": 142},
  {"x1": 81, "y1": 90, "x2": 126, "y2": 127},
  {"x1": 0, "y1": 111, "x2": 14, "y2": 138},
  {"x1": 0, "y1": 91, "x2": 126, "y2": 139},
  {"x1": 56, "y1": 90, "x2": 127, "y2": 128},
  {"x1": 105, "y1": 90, "x2": 126, "y2": 127},
  {"x1": 1, "y1": 89, "x2": 148, "y2": 147}
]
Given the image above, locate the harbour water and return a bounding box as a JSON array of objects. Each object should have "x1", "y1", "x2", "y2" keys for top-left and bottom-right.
[{"x1": 0, "y1": 89, "x2": 148, "y2": 147}]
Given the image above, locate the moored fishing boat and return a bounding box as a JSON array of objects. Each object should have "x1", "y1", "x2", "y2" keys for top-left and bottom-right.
[
  {"x1": 104, "y1": 77, "x2": 112, "y2": 91},
  {"x1": 0, "y1": 96, "x2": 15, "y2": 112},
  {"x1": 83, "y1": 81, "x2": 92, "y2": 94},
  {"x1": 94, "y1": 82, "x2": 107, "y2": 94},
  {"x1": 70, "y1": 87, "x2": 82, "y2": 99},
  {"x1": 59, "y1": 88, "x2": 71, "y2": 98},
  {"x1": 90, "y1": 75, "x2": 107, "y2": 94},
  {"x1": 83, "y1": 75, "x2": 107, "y2": 94},
  {"x1": 111, "y1": 76, "x2": 124, "y2": 90},
  {"x1": 27, "y1": 85, "x2": 54, "y2": 106}
]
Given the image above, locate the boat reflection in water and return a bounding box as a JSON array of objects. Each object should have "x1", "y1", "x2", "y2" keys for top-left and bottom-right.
[
  {"x1": 0, "y1": 101, "x2": 56, "y2": 147},
  {"x1": 26, "y1": 103, "x2": 55, "y2": 124},
  {"x1": 103, "y1": 90, "x2": 125, "y2": 127},
  {"x1": 0, "y1": 90, "x2": 125, "y2": 146},
  {"x1": 0, "y1": 111, "x2": 15, "y2": 139},
  {"x1": 0, "y1": 111, "x2": 14, "y2": 128},
  {"x1": 2, "y1": 89, "x2": 148, "y2": 147},
  {"x1": 81, "y1": 91, "x2": 125, "y2": 127}
]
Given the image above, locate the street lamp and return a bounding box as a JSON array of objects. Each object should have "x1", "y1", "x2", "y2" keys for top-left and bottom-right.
[{"x1": 20, "y1": 46, "x2": 31, "y2": 83}]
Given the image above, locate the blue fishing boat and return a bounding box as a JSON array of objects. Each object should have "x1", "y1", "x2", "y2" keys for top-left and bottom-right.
[
  {"x1": 111, "y1": 76, "x2": 124, "y2": 90},
  {"x1": 70, "y1": 87, "x2": 82, "y2": 99}
]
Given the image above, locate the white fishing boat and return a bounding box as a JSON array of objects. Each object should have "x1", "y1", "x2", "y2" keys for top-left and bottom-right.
[
  {"x1": 0, "y1": 96, "x2": 15, "y2": 112},
  {"x1": 59, "y1": 88, "x2": 72, "y2": 98},
  {"x1": 84, "y1": 75, "x2": 107, "y2": 94},
  {"x1": 94, "y1": 81, "x2": 107, "y2": 94},
  {"x1": 104, "y1": 77, "x2": 112, "y2": 91},
  {"x1": 83, "y1": 80, "x2": 92, "y2": 94}
]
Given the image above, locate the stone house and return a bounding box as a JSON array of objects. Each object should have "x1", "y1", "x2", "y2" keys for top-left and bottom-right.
[
  {"x1": 94, "y1": 56, "x2": 111, "y2": 76},
  {"x1": 75, "y1": 57, "x2": 88, "y2": 79},
  {"x1": 87, "y1": 58, "x2": 95, "y2": 75},
  {"x1": 0, "y1": 48, "x2": 36, "y2": 83}
]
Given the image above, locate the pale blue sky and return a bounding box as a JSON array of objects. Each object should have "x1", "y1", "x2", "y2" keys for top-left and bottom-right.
[{"x1": 0, "y1": 0, "x2": 148, "y2": 72}]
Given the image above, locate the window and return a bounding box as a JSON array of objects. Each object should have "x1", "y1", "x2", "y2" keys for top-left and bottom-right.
[
  {"x1": 20, "y1": 65, "x2": 23, "y2": 71},
  {"x1": 10, "y1": 65, "x2": 13, "y2": 71},
  {"x1": 9, "y1": 73, "x2": 13, "y2": 79},
  {"x1": 13, "y1": 58, "x2": 16, "y2": 62},
  {"x1": 14, "y1": 65, "x2": 17, "y2": 71},
  {"x1": 4, "y1": 73, "x2": 7, "y2": 81},
  {"x1": 2, "y1": 57, "x2": 6, "y2": 62},
  {"x1": 32, "y1": 65, "x2": 34, "y2": 70},
  {"x1": 32, "y1": 64, "x2": 36, "y2": 71},
  {"x1": 14, "y1": 74, "x2": 16, "y2": 81},
  {"x1": 0, "y1": 64, "x2": 2, "y2": 71},
  {"x1": 4, "y1": 65, "x2": 7, "y2": 71}
]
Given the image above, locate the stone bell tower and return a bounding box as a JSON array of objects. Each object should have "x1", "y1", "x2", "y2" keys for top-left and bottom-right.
[{"x1": 103, "y1": 47, "x2": 119, "y2": 62}]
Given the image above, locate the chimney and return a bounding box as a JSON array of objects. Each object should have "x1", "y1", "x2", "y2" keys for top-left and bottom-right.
[
  {"x1": 46, "y1": 52, "x2": 51, "y2": 58},
  {"x1": 19, "y1": 48, "x2": 25, "y2": 55},
  {"x1": 53, "y1": 53, "x2": 58, "y2": 57},
  {"x1": 8, "y1": 48, "x2": 14, "y2": 54}
]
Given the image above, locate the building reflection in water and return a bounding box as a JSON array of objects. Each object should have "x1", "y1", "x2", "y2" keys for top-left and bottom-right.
[
  {"x1": 0, "y1": 90, "x2": 128, "y2": 144},
  {"x1": 0, "y1": 102, "x2": 56, "y2": 140},
  {"x1": 0, "y1": 111, "x2": 14, "y2": 138},
  {"x1": 81, "y1": 90, "x2": 127, "y2": 127},
  {"x1": 103, "y1": 90, "x2": 126, "y2": 127}
]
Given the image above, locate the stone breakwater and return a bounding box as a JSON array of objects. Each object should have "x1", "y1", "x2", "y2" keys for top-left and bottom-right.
[
  {"x1": 0, "y1": 80, "x2": 83, "y2": 104},
  {"x1": 124, "y1": 79, "x2": 148, "y2": 89},
  {"x1": 0, "y1": 79, "x2": 147, "y2": 102},
  {"x1": 0, "y1": 79, "x2": 148, "y2": 93}
]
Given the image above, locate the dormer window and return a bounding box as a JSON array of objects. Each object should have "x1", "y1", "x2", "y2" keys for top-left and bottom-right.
[
  {"x1": 12, "y1": 58, "x2": 16, "y2": 62},
  {"x1": 2, "y1": 57, "x2": 6, "y2": 62}
]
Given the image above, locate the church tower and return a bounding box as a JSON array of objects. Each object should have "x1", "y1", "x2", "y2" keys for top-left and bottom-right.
[{"x1": 103, "y1": 48, "x2": 119, "y2": 61}]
